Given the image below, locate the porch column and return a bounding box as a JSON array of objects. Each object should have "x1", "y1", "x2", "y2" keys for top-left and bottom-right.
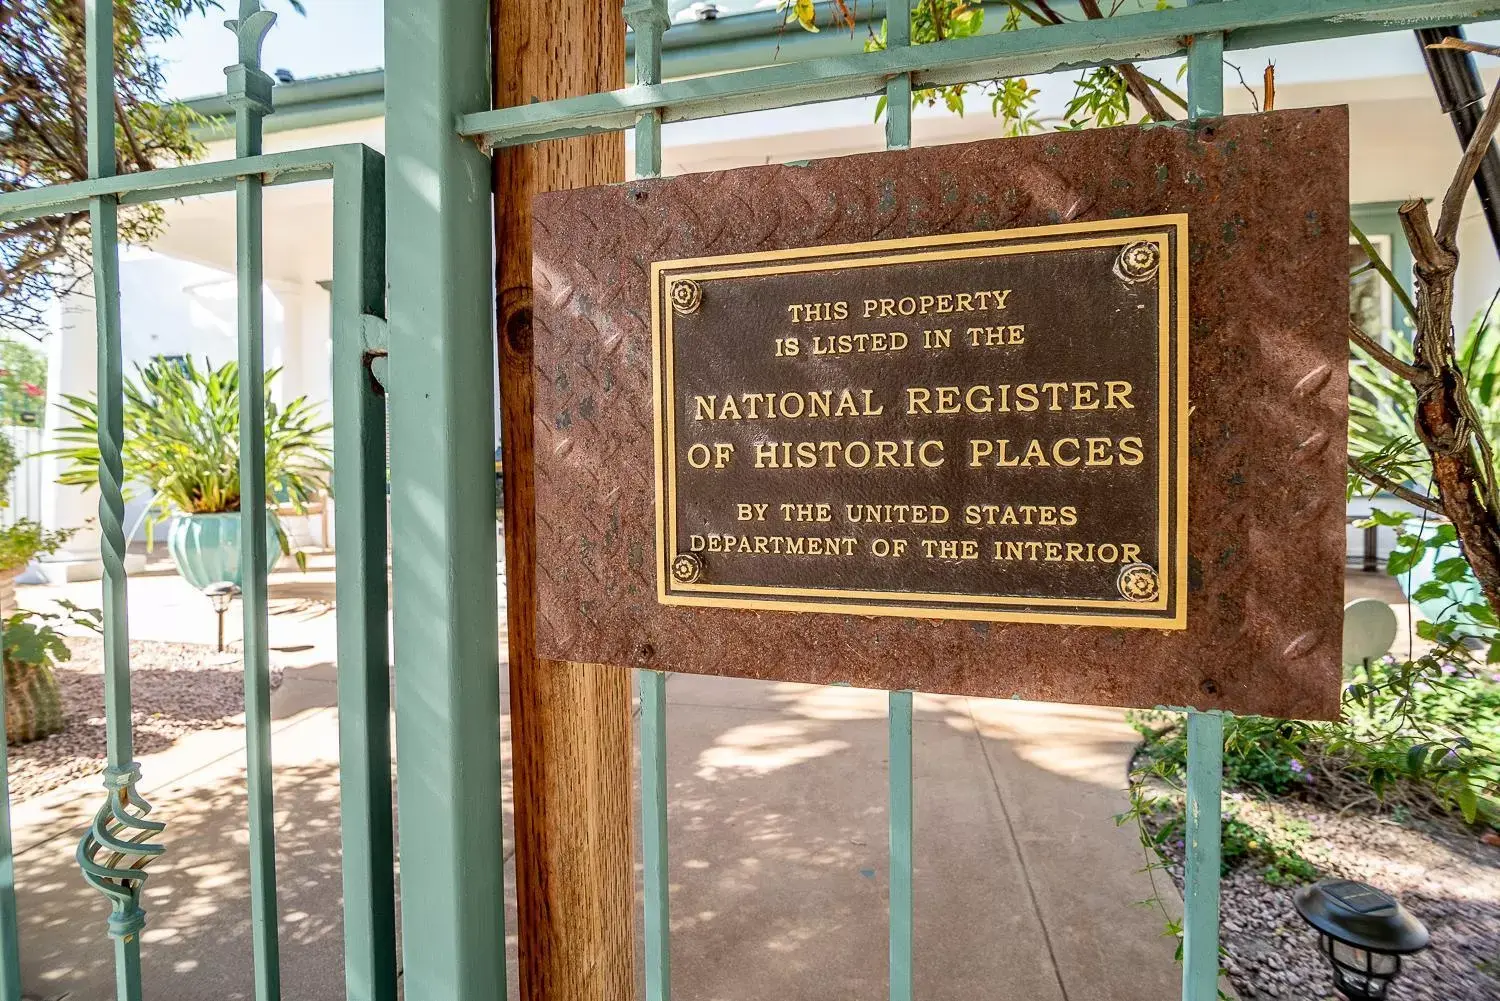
[
  {"x1": 35, "y1": 279, "x2": 104, "y2": 582},
  {"x1": 267, "y1": 280, "x2": 333, "y2": 407}
]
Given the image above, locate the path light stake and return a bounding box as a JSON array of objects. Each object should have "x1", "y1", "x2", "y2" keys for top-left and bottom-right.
[
  {"x1": 206, "y1": 582, "x2": 240, "y2": 653},
  {"x1": 1293, "y1": 879, "x2": 1430, "y2": 1000}
]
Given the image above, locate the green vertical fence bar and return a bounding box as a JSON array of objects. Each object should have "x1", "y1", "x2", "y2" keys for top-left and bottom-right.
[
  {"x1": 638, "y1": 671, "x2": 670, "y2": 1001},
  {"x1": 1181, "y1": 711, "x2": 1224, "y2": 1001},
  {"x1": 0, "y1": 614, "x2": 19, "y2": 1001},
  {"x1": 627, "y1": 1, "x2": 672, "y2": 997},
  {"x1": 887, "y1": 690, "x2": 914, "y2": 1001},
  {"x1": 385, "y1": 0, "x2": 507, "y2": 993},
  {"x1": 882, "y1": 4, "x2": 914, "y2": 999},
  {"x1": 226, "y1": 5, "x2": 282, "y2": 1000},
  {"x1": 1182, "y1": 7, "x2": 1225, "y2": 999},
  {"x1": 331, "y1": 145, "x2": 398, "y2": 1001},
  {"x1": 1186, "y1": 0, "x2": 1226, "y2": 123},
  {"x1": 74, "y1": 2, "x2": 165, "y2": 1000},
  {"x1": 884, "y1": 0, "x2": 913, "y2": 152}
]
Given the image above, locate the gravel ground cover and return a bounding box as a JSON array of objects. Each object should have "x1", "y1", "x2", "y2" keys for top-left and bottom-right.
[
  {"x1": 1156, "y1": 794, "x2": 1500, "y2": 1001},
  {"x1": 4, "y1": 638, "x2": 280, "y2": 803}
]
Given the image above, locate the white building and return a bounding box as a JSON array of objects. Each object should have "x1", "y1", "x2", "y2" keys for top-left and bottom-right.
[{"x1": 31, "y1": 5, "x2": 1500, "y2": 578}]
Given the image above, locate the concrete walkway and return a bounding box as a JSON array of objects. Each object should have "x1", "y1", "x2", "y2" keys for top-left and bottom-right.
[{"x1": 9, "y1": 553, "x2": 1191, "y2": 1000}]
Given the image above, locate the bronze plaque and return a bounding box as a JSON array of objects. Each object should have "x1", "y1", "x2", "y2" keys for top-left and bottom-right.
[
  {"x1": 531, "y1": 108, "x2": 1349, "y2": 719},
  {"x1": 653, "y1": 219, "x2": 1187, "y2": 628}
]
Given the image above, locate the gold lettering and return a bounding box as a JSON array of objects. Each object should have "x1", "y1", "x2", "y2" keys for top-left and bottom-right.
[
  {"x1": 1052, "y1": 438, "x2": 1080, "y2": 467},
  {"x1": 1086, "y1": 437, "x2": 1113, "y2": 466}
]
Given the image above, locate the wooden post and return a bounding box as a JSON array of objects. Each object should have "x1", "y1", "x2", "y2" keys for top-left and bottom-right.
[{"x1": 492, "y1": 3, "x2": 635, "y2": 1000}]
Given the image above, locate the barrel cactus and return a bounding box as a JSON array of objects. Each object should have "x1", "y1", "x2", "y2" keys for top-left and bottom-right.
[
  {"x1": 4, "y1": 658, "x2": 62, "y2": 744},
  {"x1": 3, "y1": 603, "x2": 99, "y2": 746}
]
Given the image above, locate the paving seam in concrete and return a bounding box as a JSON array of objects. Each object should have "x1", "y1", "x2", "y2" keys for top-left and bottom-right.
[{"x1": 964, "y1": 698, "x2": 1073, "y2": 1001}]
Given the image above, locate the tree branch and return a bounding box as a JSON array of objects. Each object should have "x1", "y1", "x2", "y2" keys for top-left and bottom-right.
[
  {"x1": 1426, "y1": 36, "x2": 1500, "y2": 60},
  {"x1": 1029, "y1": 0, "x2": 1066, "y2": 25},
  {"x1": 1348, "y1": 457, "x2": 1445, "y2": 517},
  {"x1": 0, "y1": 211, "x2": 84, "y2": 243},
  {"x1": 1438, "y1": 74, "x2": 1500, "y2": 249},
  {"x1": 1118, "y1": 63, "x2": 1172, "y2": 122},
  {"x1": 1349, "y1": 320, "x2": 1429, "y2": 386},
  {"x1": 1076, "y1": 0, "x2": 1172, "y2": 122},
  {"x1": 927, "y1": 0, "x2": 945, "y2": 41},
  {"x1": 1141, "y1": 69, "x2": 1190, "y2": 111},
  {"x1": 14, "y1": 106, "x2": 86, "y2": 180},
  {"x1": 114, "y1": 92, "x2": 152, "y2": 173},
  {"x1": 1008, "y1": 1, "x2": 1056, "y2": 27}
]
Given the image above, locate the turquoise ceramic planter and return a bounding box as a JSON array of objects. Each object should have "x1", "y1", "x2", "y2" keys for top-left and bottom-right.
[
  {"x1": 1396, "y1": 523, "x2": 1485, "y2": 637},
  {"x1": 166, "y1": 511, "x2": 281, "y2": 590}
]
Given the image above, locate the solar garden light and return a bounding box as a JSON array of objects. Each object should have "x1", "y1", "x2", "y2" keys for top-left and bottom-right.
[
  {"x1": 1293, "y1": 879, "x2": 1430, "y2": 1000},
  {"x1": 204, "y1": 581, "x2": 240, "y2": 653}
]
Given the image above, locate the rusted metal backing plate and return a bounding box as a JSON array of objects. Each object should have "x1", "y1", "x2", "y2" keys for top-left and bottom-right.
[{"x1": 531, "y1": 108, "x2": 1349, "y2": 719}]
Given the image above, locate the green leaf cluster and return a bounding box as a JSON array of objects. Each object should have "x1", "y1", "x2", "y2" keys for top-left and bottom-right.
[
  {"x1": 1, "y1": 0, "x2": 218, "y2": 337},
  {"x1": 45, "y1": 357, "x2": 332, "y2": 546},
  {"x1": 0, "y1": 518, "x2": 74, "y2": 573},
  {"x1": 3, "y1": 600, "x2": 100, "y2": 672},
  {"x1": 863, "y1": 2, "x2": 1175, "y2": 133}
]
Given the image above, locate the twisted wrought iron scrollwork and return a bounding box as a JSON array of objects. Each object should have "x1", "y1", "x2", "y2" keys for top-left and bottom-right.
[{"x1": 76, "y1": 764, "x2": 165, "y2": 939}]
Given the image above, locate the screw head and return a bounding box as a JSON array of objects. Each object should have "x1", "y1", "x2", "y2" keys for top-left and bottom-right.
[
  {"x1": 1116, "y1": 562, "x2": 1160, "y2": 602},
  {"x1": 671, "y1": 552, "x2": 704, "y2": 584},
  {"x1": 1113, "y1": 241, "x2": 1161, "y2": 283},
  {"x1": 670, "y1": 278, "x2": 702, "y2": 315}
]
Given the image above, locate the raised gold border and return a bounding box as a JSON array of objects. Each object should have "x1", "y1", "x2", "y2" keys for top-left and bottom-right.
[{"x1": 651, "y1": 215, "x2": 1189, "y2": 629}]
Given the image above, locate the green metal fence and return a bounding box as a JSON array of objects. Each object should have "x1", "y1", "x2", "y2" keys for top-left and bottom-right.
[
  {"x1": 0, "y1": 3, "x2": 395, "y2": 999},
  {"x1": 0, "y1": 1, "x2": 1497, "y2": 1001}
]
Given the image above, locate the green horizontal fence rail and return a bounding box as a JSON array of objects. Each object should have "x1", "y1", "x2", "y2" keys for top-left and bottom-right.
[
  {"x1": 0, "y1": 0, "x2": 1495, "y2": 1000},
  {"x1": 460, "y1": 0, "x2": 1500, "y2": 148}
]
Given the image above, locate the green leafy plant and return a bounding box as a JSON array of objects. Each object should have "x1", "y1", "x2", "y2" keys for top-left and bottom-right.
[
  {"x1": 0, "y1": 0, "x2": 219, "y2": 337},
  {"x1": 1350, "y1": 300, "x2": 1500, "y2": 501},
  {"x1": 46, "y1": 357, "x2": 332, "y2": 555},
  {"x1": 0, "y1": 519, "x2": 73, "y2": 574},
  {"x1": 853, "y1": 1, "x2": 1185, "y2": 130},
  {"x1": 0, "y1": 433, "x2": 19, "y2": 511},
  {"x1": 3, "y1": 600, "x2": 99, "y2": 745}
]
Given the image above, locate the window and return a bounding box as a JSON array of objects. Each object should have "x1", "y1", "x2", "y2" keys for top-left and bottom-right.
[{"x1": 1349, "y1": 202, "x2": 1415, "y2": 347}]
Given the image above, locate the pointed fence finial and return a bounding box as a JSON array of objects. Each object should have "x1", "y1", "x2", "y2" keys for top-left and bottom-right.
[{"x1": 224, "y1": 3, "x2": 278, "y2": 117}]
